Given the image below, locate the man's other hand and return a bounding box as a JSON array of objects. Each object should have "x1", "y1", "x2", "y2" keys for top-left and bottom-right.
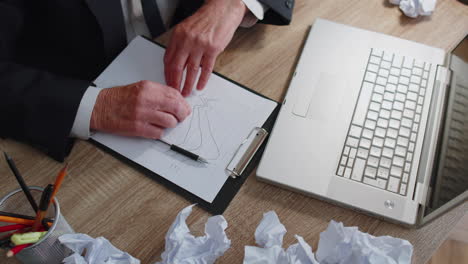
[
  {"x1": 90, "y1": 80, "x2": 191, "y2": 139},
  {"x1": 164, "y1": 0, "x2": 247, "y2": 97}
]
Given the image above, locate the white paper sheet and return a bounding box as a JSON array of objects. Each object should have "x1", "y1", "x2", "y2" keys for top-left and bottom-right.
[
  {"x1": 243, "y1": 212, "x2": 413, "y2": 264},
  {"x1": 316, "y1": 220, "x2": 413, "y2": 264},
  {"x1": 156, "y1": 204, "x2": 231, "y2": 264},
  {"x1": 389, "y1": 0, "x2": 437, "y2": 18},
  {"x1": 244, "y1": 211, "x2": 320, "y2": 264},
  {"x1": 91, "y1": 36, "x2": 276, "y2": 202},
  {"x1": 59, "y1": 234, "x2": 140, "y2": 264}
]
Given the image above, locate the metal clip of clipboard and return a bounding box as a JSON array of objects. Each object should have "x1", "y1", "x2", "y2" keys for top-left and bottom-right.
[{"x1": 226, "y1": 127, "x2": 268, "y2": 178}]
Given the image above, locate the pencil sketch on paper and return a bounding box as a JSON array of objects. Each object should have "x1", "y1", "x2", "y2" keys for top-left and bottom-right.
[{"x1": 154, "y1": 94, "x2": 222, "y2": 162}]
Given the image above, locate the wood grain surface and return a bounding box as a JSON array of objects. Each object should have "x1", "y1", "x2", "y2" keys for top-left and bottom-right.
[{"x1": 1, "y1": 0, "x2": 467, "y2": 263}]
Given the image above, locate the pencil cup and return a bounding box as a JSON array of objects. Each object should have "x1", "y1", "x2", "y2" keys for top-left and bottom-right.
[{"x1": 0, "y1": 186, "x2": 74, "y2": 264}]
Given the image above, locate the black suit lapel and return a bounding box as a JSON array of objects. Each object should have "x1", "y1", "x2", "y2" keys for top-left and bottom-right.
[{"x1": 85, "y1": 0, "x2": 127, "y2": 60}]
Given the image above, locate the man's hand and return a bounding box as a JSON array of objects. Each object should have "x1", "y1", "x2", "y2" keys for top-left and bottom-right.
[
  {"x1": 90, "y1": 80, "x2": 191, "y2": 139},
  {"x1": 164, "y1": 0, "x2": 247, "y2": 97}
]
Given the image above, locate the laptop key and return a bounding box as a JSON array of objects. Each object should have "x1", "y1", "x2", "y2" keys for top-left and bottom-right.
[
  {"x1": 402, "y1": 173, "x2": 409, "y2": 183},
  {"x1": 380, "y1": 157, "x2": 392, "y2": 168},
  {"x1": 382, "y1": 148, "x2": 393, "y2": 158},
  {"x1": 357, "y1": 148, "x2": 369, "y2": 159},
  {"x1": 388, "y1": 177, "x2": 400, "y2": 193},
  {"x1": 344, "y1": 146, "x2": 350, "y2": 155},
  {"x1": 381, "y1": 61, "x2": 391, "y2": 70},
  {"x1": 349, "y1": 125, "x2": 362, "y2": 138},
  {"x1": 384, "y1": 138, "x2": 396, "y2": 149},
  {"x1": 344, "y1": 168, "x2": 351, "y2": 178},
  {"x1": 351, "y1": 158, "x2": 366, "y2": 181},
  {"x1": 368, "y1": 63, "x2": 379, "y2": 72},
  {"x1": 340, "y1": 156, "x2": 348, "y2": 166},
  {"x1": 395, "y1": 146, "x2": 406, "y2": 157},
  {"x1": 362, "y1": 129, "x2": 373, "y2": 139},
  {"x1": 349, "y1": 148, "x2": 357, "y2": 158},
  {"x1": 412, "y1": 67, "x2": 423, "y2": 76},
  {"x1": 347, "y1": 137, "x2": 359, "y2": 148},
  {"x1": 367, "y1": 111, "x2": 378, "y2": 121},
  {"x1": 337, "y1": 166, "x2": 345, "y2": 176},
  {"x1": 377, "y1": 167, "x2": 390, "y2": 179},
  {"x1": 390, "y1": 166, "x2": 402, "y2": 178},
  {"x1": 400, "y1": 183, "x2": 407, "y2": 195},
  {"x1": 368, "y1": 156, "x2": 379, "y2": 167},
  {"x1": 353, "y1": 82, "x2": 374, "y2": 126},
  {"x1": 364, "y1": 177, "x2": 387, "y2": 189},
  {"x1": 401, "y1": 68, "x2": 411, "y2": 77},
  {"x1": 404, "y1": 162, "x2": 411, "y2": 173},
  {"x1": 370, "y1": 146, "x2": 382, "y2": 157},
  {"x1": 365, "y1": 165, "x2": 377, "y2": 177},
  {"x1": 359, "y1": 139, "x2": 371, "y2": 149}
]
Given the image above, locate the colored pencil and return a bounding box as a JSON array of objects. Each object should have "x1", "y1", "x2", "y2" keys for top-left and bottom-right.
[
  {"x1": 0, "y1": 224, "x2": 28, "y2": 233},
  {"x1": 3, "y1": 152, "x2": 38, "y2": 212},
  {"x1": 31, "y1": 184, "x2": 53, "y2": 231},
  {"x1": 0, "y1": 216, "x2": 36, "y2": 225},
  {"x1": 0, "y1": 211, "x2": 53, "y2": 223},
  {"x1": 48, "y1": 164, "x2": 68, "y2": 206},
  {"x1": 6, "y1": 243, "x2": 32, "y2": 257}
]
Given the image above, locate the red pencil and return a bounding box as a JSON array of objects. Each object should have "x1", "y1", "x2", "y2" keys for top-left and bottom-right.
[
  {"x1": 6, "y1": 243, "x2": 32, "y2": 257},
  {"x1": 0, "y1": 224, "x2": 28, "y2": 233}
]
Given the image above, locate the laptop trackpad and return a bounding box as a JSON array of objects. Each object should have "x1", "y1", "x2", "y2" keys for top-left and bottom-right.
[{"x1": 293, "y1": 72, "x2": 346, "y2": 121}]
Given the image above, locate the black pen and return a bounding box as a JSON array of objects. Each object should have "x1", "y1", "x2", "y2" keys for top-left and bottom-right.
[
  {"x1": 4, "y1": 152, "x2": 39, "y2": 212},
  {"x1": 158, "y1": 140, "x2": 208, "y2": 163}
]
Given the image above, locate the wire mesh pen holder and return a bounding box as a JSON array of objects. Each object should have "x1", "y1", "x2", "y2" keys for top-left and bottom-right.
[{"x1": 0, "y1": 186, "x2": 74, "y2": 264}]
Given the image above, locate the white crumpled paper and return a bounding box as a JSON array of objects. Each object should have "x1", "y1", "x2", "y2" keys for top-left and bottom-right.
[
  {"x1": 243, "y1": 212, "x2": 413, "y2": 264},
  {"x1": 156, "y1": 204, "x2": 231, "y2": 264},
  {"x1": 59, "y1": 234, "x2": 140, "y2": 264},
  {"x1": 244, "y1": 211, "x2": 319, "y2": 264},
  {"x1": 389, "y1": 0, "x2": 437, "y2": 18},
  {"x1": 316, "y1": 220, "x2": 413, "y2": 264}
]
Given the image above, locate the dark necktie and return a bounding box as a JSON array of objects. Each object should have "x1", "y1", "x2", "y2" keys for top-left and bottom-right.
[{"x1": 140, "y1": 0, "x2": 166, "y2": 38}]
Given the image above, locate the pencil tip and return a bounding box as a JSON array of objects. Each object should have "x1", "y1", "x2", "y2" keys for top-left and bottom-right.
[{"x1": 6, "y1": 251, "x2": 13, "y2": 257}]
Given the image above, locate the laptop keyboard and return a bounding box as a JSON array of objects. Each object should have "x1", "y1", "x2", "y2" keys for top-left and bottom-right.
[{"x1": 336, "y1": 48, "x2": 432, "y2": 196}]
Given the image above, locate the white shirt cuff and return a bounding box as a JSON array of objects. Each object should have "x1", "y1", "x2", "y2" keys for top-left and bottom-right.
[
  {"x1": 70, "y1": 86, "x2": 104, "y2": 139},
  {"x1": 242, "y1": 0, "x2": 267, "y2": 20}
]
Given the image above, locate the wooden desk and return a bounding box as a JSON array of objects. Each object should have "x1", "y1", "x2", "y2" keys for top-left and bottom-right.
[{"x1": 1, "y1": 0, "x2": 467, "y2": 263}]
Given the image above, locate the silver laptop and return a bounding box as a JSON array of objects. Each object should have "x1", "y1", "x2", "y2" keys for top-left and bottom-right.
[{"x1": 257, "y1": 19, "x2": 468, "y2": 226}]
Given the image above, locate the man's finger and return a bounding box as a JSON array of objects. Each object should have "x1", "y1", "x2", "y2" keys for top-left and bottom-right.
[
  {"x1": 147, "y1": 111, "x2": 178, "y2": 128},
  {"x1": 197, "y1": 54, "x2": 216, "y2": 91},
  {"x1": 168, "y1": 47, "x2": 190, "y2": 91},
  {"x1": 156, "y1": 95, "x2": 191, "y2": 122},
  {"x1": 164, "y1": 38, "x2": 178, "y2": 87},
  {"x1": 118, "y1": 121, "x2": 164, "y2": 139},
  {"x1": 181, "y1": 52, "x2": 202, "y2": 97}
]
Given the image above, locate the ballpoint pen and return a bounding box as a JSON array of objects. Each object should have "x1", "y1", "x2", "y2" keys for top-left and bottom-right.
[{"x1": 158, "y1": 139, "x2": 209, "y2": 163}]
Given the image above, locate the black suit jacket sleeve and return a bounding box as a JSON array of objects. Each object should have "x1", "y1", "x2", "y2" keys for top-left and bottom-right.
[
  {"x1": 259, "y1": 0, "x2": 294, "y2": 25},
  {"x1": 176, "y1": 0, "x2": 294, "y2": 26},
  {"x1": 0, "y1": 1, "x2": 91, "y2": 161}
]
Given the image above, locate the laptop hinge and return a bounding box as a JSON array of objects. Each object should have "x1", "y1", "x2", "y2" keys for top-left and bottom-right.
[{"x1": 413, "y1": 65, "x2": 451, "y2": 205}]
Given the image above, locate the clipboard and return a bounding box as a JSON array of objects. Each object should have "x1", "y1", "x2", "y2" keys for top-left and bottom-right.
[{"x1": 90, "y1": 37, "x2": 280, "y2": 215}]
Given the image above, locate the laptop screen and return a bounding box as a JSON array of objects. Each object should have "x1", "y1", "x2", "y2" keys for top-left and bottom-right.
[{"x1": 424, "y1": 35, "x2": 468, "y2": 217}]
